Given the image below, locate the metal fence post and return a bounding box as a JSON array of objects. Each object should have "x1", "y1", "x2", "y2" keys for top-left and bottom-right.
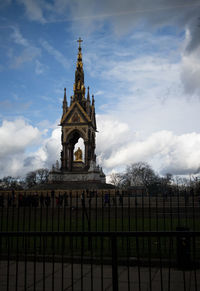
[
  {"x1": 111, "y1": 235, "x2": 118, "y2": 291},
  {"x1": 176, "y1": 227, "x2": 191, "y2": 269}
]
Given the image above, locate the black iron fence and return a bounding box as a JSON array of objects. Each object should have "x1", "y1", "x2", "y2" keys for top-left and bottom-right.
[
  {"x1": 1, "y1": 189, "x2": 200, "y2": 232},
  {"x1": 0, "y1": 231, "x2": 200, "y2": 290},
  {"x1": 0, "y1": 189, "x2": 200, "y2": 290}
]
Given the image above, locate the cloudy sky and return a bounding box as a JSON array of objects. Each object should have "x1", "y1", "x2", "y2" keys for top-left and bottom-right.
[{"x1": 1, "y1": 0, "x2": 200, "y2": 180}]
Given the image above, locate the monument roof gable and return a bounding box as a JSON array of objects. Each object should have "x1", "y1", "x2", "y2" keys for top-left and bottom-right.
[{"x1": 60, "y1": 101, "x2": 91, "y2": 125}]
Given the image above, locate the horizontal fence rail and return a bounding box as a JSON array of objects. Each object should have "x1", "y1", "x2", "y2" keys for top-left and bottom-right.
[{"x1": 1, "y1": 230, "x2": 200, "y2": 237}]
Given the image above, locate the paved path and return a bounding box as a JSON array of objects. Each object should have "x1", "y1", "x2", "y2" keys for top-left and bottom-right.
[{"x1": 0, "y1": 260, "x2": 199, "y2": 290}]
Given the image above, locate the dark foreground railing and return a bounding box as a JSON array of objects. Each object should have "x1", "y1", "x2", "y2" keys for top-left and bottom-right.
[
  {"x1": 0, "y1": 231, "x2": 200, "y2": 291},
  {"x1": 1, "y1": 189, "x2": 200, "y2": 290}
]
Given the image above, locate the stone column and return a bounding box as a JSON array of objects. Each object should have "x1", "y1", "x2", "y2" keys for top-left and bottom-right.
[
  {"x1": 84, "y1": 141, "x2": 89, "y2": 168},
  {"x1": 66, "y1": 144, "x2": 70, "y2": 170},
  {"x1": 68, "y1": 144, "x2": 74, "y2": 171},
  {"x1": 63, "y1": 144, "x2": 68, "y2": 170}
]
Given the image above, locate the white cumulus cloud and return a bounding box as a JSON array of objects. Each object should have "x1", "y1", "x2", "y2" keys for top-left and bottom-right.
[
  {"x1": 96, "y1": 116, "x2": 200, "y2": 176},
  {"x1": 0, "y1": 119, "x2": 61, "y2": 178},
  {"x1": 0, "y1": 116, "x2": 200, "y2": 179},
  {"x1": 0, "y1": 119, "x2": 41, "y2": 158}
]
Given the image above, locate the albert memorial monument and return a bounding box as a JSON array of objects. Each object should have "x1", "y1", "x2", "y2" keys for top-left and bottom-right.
[{"x1": 48, "y1": 38, "x2": 109, "y2": 189}]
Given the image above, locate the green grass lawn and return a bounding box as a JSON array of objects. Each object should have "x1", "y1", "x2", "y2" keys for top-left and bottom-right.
[{"x1": 1, "y1": 207, "x2": 200, "y2": 232}]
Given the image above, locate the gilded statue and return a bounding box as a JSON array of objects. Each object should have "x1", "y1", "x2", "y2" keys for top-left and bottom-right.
[{"x1": 74, "y1": 147, "x2": 83, "y2": 162}]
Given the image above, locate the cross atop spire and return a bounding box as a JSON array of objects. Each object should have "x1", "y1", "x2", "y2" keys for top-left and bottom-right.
[{"x1": 77, "y1": 37, "x2": 83, "y2": 49}]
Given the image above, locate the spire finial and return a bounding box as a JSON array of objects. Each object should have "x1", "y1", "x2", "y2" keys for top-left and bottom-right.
[
  {"x1": 76, "y1": 37, "x2": 83, "y2": 66},
  {"x1": 77, "y1": 37, "x2": 83, "y2": 49}
]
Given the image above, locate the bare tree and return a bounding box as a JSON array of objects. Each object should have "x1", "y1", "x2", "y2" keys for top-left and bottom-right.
[
  {"x1": 109, "y1": 172, "x2": 124, "y2": 187},
  {"x1": 125, "y1": 162, "x2": 158, "y2": 188},
  {"x1": 36, "y1": 168, "x2": 49, "y2": 184},
  {"x1": 25, "y1": 171, "x2": 37, "y2": 188},
  {"x1": 25, "y1": 168, "x2": 49, "y2": 188}
]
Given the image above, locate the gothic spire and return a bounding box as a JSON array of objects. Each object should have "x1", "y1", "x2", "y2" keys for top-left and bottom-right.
[
  {"x1": 86, "y1": 86, "x2": 91, "y2": 115},
  {"x1": 91, "y1": 94, "x2": 96, "y2": 130},
  {"x1": 74, "y1": 38, "x2": 85, "y2": 104},
  {"x1": 87, "y1": 86, "x2": 90, "y2": 101},
  {"x1": 62, "y1": 88, "x2": 68, "y2": 115},
  {"x1": 92, "y1": 94, "x2": 95, "y2": 106}
]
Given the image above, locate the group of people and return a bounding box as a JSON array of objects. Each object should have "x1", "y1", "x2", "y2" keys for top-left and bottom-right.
[
  {"x1": 0, "y1": 190, "x2": 124, "y2": 208},
  {"x1": 18, "y1": 193, "x2": 51, "y2": 207},
  {"x1": 103, "y1": 193, "x2": 123, "y2": 206},
  {"x1": 0, "y1": 193, "x2": 52, "y2": 208}
]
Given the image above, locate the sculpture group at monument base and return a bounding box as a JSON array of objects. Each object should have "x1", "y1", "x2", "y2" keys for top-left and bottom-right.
[
  {"x1": 30, "y1": 165, "x2": 113, "y2": 190},
  {"x1": 49, "y1": 170, "x2": 106, "y2": 184},
  {"x1": 49, "y1": 159, "x2": 106, "y2": 185}
]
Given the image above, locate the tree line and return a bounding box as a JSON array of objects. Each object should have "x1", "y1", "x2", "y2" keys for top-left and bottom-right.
[
  {"x1": 0, "y1": 162, "x2": 200, "y2": 195},
  {"x1": 0, "y1": 168, "x2": 49, "y2": 190},
  {"x1": 109, "y1": 162, "x2": 200, "y2": 195}
]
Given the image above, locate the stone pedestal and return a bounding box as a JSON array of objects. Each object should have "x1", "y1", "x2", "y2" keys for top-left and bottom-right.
[{"x1": 49, "y1": 160, "x2": 106, "y2": 184}]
